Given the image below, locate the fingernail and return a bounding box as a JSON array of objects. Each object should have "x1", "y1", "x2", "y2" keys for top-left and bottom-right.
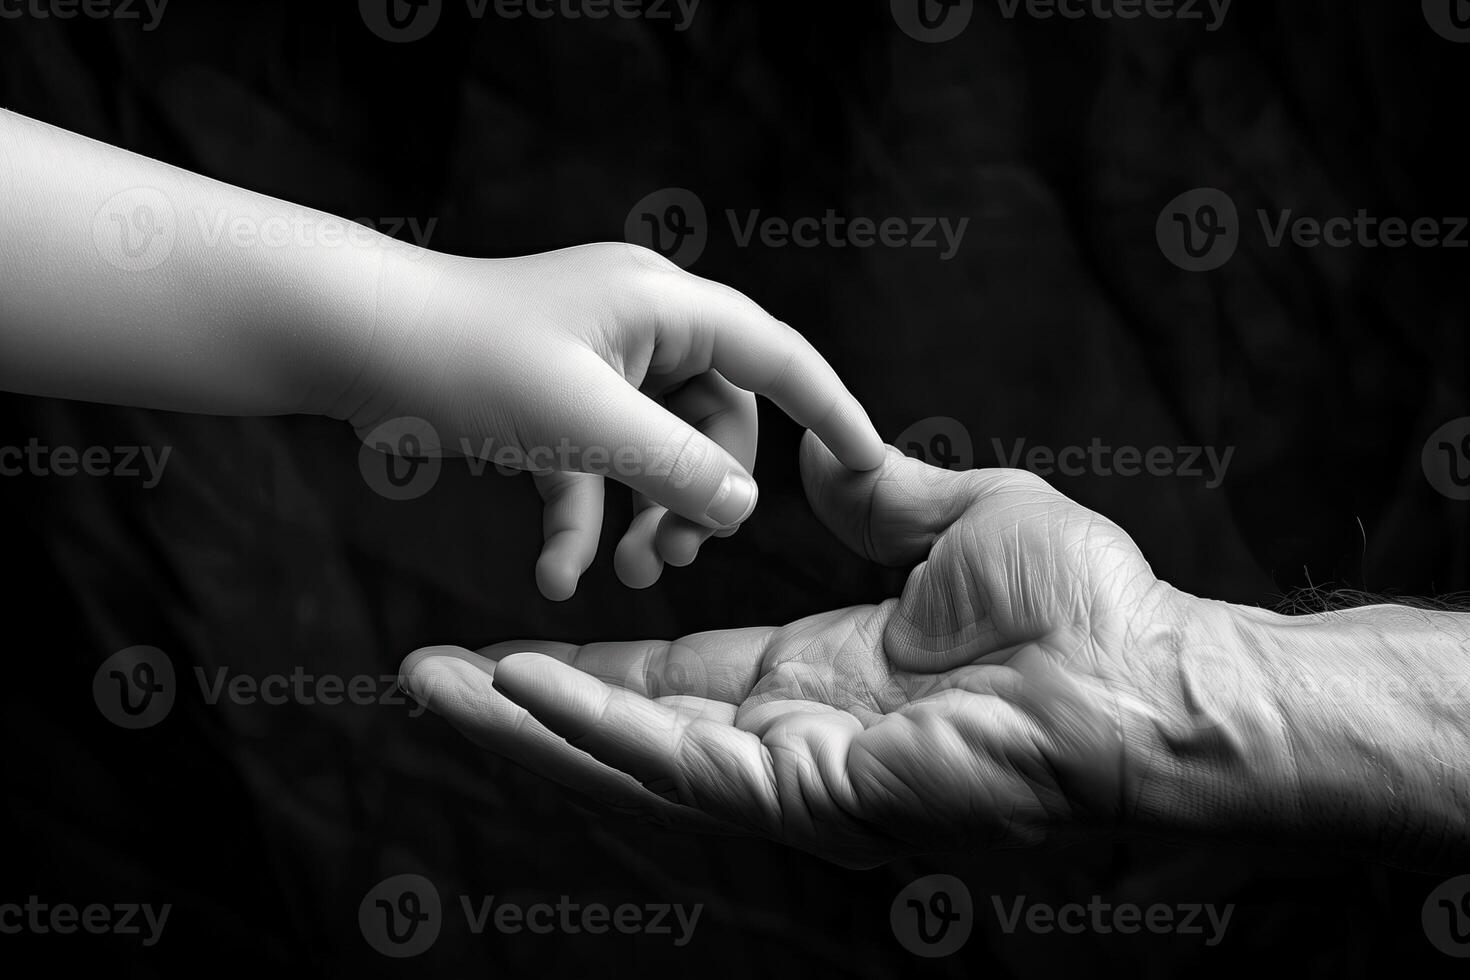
[{"x1": 705, "y1": 472, "x2": 757, "y2": 527}]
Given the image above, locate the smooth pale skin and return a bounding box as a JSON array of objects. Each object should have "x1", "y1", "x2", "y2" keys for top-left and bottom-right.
[
  {"x1": 404, "y1": 432, "x2": 1470, "y2": 870},
  {"x1": 0, "y1": 109, "x2": 885, "y2": 600}
]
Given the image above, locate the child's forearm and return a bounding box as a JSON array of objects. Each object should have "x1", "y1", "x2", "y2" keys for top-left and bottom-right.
[
  {"x1": 0, "y1": 110, "x2": 887, "y2": 597},
  {"x1": 0, "y1": 108, "x2": 407, "y2": 416}
]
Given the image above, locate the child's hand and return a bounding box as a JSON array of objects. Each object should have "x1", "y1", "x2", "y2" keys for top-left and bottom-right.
[
  {"x1": 334, "y1": 242, "x2": 884, "y2": 600},
  {"x1": 0, "y1": 111, "x2": 880, "y2": 599}
]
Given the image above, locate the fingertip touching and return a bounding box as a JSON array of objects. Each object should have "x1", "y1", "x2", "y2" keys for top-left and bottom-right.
[
  {"x1": 535, "y1": 551, "x2": 580, "y2": 602},
  {"x1": 671, "y1": 278, "x2": 884, "y2": 474},
  {"x1": 813, "y1": 397, "x2": 886, "y2": 472}
]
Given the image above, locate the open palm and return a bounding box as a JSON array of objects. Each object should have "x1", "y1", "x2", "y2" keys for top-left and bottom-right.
[{"x1": 403, "y1": 432, "x2": 1201, "y2": 867}]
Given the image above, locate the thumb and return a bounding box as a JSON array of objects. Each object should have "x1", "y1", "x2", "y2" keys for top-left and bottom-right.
[
  {"x1": 530, "y1": 355, "x2": 758, "y2": 530},
  {"x1": 798, "y1": 429, "x2": 979, "y2": 565}
]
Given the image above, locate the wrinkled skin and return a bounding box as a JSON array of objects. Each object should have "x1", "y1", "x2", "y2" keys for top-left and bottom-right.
[{"x1": 403, "y1": 431, "x2": 1216, "y2": 867}]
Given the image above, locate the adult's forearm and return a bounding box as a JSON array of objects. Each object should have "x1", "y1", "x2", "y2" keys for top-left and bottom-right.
[
  {"x1": 1247, "y1": 603, "x2": 1470, "y2": 868},
  {"x1": 0, "y1": 109, "x2": 419, "y2": 416},
  {"x1": 1133, "y1": 595, "x2": 1470, "y2": 870}
]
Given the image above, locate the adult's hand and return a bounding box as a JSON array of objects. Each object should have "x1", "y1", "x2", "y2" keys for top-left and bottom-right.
[{"x1": 403, "y1": 433, "x2": 1470, "y2": 870}]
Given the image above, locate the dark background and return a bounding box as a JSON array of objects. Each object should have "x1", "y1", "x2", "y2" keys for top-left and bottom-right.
[{"x1": 2, "y1": 0, "x2": 1469, "y2": 975}]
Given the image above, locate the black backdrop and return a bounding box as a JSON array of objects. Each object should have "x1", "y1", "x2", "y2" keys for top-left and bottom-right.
[{"x1": 2, "y1": 0, "x2": 1469, "y2": 975}]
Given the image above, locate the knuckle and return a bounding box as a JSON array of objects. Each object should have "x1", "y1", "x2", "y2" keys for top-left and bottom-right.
[
  {"x1": 659, "y1": 427, "x2": 712, "y2": 492},
  {"x1": 774, "y1": 319, "x2": 809, "y2": 353},
  {"x1": 619, "y1": 241, "x2": 682, "y2": 276},
  {"x1": 764, "y1": 326, "x2": 807, "y2": 392}
]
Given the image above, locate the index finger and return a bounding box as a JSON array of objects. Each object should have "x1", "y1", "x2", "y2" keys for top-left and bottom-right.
[{"x1": 662, "y1": 271, "x2": 885, "y2": 471}]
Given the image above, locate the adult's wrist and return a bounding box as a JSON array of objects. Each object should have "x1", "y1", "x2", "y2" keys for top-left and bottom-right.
[{"x1": 1119, "y1": 593, "x2": 1294, "y2": 851}]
